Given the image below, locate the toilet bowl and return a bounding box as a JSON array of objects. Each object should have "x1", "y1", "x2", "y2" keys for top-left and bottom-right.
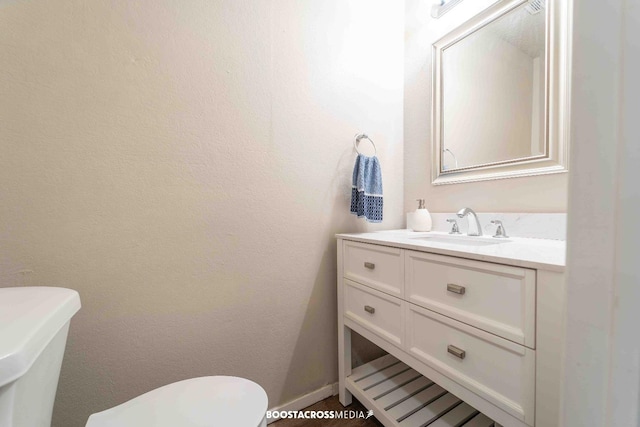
[
  {"x1": 0, "y1": 287, "x2": 268, "y2": 427},
  {"x1": 86, "y1": 376, "x2": 267, "y2": 427}
]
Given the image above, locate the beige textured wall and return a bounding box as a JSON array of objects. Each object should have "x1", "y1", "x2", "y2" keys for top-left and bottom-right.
[
  {"x1": 0, "y1": 1, "x2": 404, "y2": 426},
  {"x1": 404, "y1": 0, "x2": 568, "y2": 213}
]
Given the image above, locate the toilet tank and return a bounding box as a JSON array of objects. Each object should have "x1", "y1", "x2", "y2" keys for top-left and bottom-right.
[{"x1": 0, "y1": 287, "x2": 81, "y2": 427}]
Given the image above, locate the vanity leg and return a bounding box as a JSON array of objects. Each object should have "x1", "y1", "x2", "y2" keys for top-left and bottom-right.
[
  {"x1": 338, "y1": 324, "x2": 352, "y2": 406},
  {"x1": 337, "y1": 239, "x2": 352, "y2": 406}
]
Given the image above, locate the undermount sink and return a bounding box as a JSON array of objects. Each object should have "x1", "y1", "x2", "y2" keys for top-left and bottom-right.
[{"x1": 409, "y1": 234, "x2": 512, "y2": 246}]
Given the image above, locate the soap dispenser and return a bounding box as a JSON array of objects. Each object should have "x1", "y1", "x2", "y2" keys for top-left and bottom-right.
[{"x1": 411, "y1": 199, "x2": 432, "y2": 232}]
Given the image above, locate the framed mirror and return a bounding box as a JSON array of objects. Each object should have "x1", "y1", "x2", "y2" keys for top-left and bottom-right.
[{"x1": 431, "y1": 0, "x2": 571, "y2": 185}]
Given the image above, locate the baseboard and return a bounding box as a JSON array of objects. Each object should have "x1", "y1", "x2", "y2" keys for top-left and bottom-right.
[{"x1": 266, "y1": 382, "x2": 339, "y2": 424}]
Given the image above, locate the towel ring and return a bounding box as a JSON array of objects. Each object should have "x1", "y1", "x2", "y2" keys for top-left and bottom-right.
[{"x1": 354, "y1": 133, "x2": 377, "y2": 156}]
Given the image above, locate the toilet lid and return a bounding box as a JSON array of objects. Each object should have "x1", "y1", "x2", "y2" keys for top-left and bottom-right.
[{"x1": 85, "y1": 376, "x2": 267, "y2": 427}]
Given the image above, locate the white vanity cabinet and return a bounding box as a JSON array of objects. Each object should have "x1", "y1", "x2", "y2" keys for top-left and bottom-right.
[{"x1": 337, "y1": 234, "x2": 566, "y2": 427}]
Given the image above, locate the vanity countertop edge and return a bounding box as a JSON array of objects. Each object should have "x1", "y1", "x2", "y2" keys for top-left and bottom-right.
[{"x1": 336, "y1": 229, "x2": 566, "y2": 273}]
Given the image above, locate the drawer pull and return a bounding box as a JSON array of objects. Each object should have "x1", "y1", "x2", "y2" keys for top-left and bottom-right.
[
  {"x1": 447, "y1": 345, "x2": 466, "y2": 360},
  {"x1": 447, "y1": 283, "x2": 466, "y2": 295},
  {"x1": 364, "y1": 262, "x2": 375, "y2": 270},
  {"x1": 364, "y1": 305, "x2": 375, "y2": 314}
]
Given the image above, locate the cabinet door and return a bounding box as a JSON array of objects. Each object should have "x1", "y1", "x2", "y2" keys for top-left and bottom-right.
[
  {"x1": 405, "y1": 250, "x2": 536, "y2": 347},
  {"x1": 344, "y1": 279, "x2": 404, "y2": 348},
  {"x1": 406, "y1": 303, "x2": 535, "y2": 425},
  {"x1": 344, "y1": 241, "x2": 404, "y2": 297}
]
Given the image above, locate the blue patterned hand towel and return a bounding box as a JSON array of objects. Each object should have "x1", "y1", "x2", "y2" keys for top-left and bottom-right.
[{"x1": 350, "y1": 154, "x2": 383, "y2": 223}]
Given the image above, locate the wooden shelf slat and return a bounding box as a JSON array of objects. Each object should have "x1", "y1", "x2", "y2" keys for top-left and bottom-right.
[
  {"x1": 351, "y1": 354, "x2": 399, "y2": 381},
  {"x1": 429, "y1": 402, "x2": 479, "y2": 427},
  {"x1": 367, "y1": 368, "x2": 422, "y2": 400},
  {"x1": 387, "y1": 384, "x2": 447, "y2": 422},
  {"x1": 346, "y1": 355, "x2": 497, "y2": 427},
  {"x1": 399, "y1": 393, "x2": 461, "y2": 427},
  {"x1": 358, "y1": 363, "x2": 411, "y2": 391},
  {"x1": 376, "y1": 376, "x2": 434, "y2": 410},
  {"x1": 464, "y1": 413, "x2": 497, "y2": 427}
]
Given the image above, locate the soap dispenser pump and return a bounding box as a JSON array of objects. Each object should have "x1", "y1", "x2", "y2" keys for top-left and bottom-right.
[{"x1": 412, "y1": 199, "x2": 432, "y2": 232}]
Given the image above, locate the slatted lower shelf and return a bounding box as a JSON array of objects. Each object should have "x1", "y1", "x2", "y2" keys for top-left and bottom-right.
[{"x1": 346, "y1": 355, "x2": 498, "y2": 427}]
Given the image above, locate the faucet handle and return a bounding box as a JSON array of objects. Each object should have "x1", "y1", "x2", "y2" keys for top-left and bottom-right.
[
  {"x1": 446, "y1": 218, "x2": 461, "y2": 235},
  {"x1": 490, "y1": 220, "x2": 509, "y2": 238}
]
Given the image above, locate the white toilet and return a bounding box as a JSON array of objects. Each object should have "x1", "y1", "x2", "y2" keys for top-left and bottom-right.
[{"x1": 0, "y1": 287, "x2": 268, "y2": 427}]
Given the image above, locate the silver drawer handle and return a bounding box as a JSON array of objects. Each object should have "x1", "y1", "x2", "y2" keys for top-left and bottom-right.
[
  {"x1": 447, "y1": 283, "x2": 466, "y2": 295},
  {"x1": 447, "y1": 345, "x2": 466, "y2": 360},
  {"x1": 364, "y1": 262, "x2": 375, "y2": 270},
  {"x1": 364, "y1": 305, "x2": 375, "y2": 314}
]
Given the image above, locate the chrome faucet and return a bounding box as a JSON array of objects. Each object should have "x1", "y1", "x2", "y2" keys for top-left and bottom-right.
[
  {"x1": 491, "y1": 220, "x2": 509, "y2": 238},
  {"x1": 456, "y1": 207, "x2": 483, "y2": 236},
  {"x1": 446, "y1": 218, "x2": 461, "y2": 234}
]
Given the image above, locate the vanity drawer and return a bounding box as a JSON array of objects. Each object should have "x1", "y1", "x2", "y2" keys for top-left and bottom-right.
[
  {"x1": 406, "y1": 303, "x2": 535, "y2": 425},
  {"x1": 405, "y1": 251, "x2": 536, "y2": 347},
  {"x1": 343, "y1": 279, "x2": 404, "y2": 348},
  {"x1": 344, "y1": 241, "x2": 403, "y2": 297}
]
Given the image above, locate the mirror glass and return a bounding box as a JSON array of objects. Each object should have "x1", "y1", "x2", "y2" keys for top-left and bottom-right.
[
  {"x1": 439, "y1": 1, "x2": 547, "y2": 173},
  {"x1": 432, "y1": 0, "x2": 569, "y2": 185}
]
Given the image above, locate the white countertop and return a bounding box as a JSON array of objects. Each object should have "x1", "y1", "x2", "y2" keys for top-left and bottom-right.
[{"x1": 336, "y1": 230, "x2": 566, "y2": 272}]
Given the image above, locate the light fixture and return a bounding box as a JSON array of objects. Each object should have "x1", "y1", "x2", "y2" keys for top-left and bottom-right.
[
  {"x1": 524, "y1": 0, "x2": 545, "y2": 15},
  {"x1": 431, "y1": 0, "x2": 465, "y2": 19}
]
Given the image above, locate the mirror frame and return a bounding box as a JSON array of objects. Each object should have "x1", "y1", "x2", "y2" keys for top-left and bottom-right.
[{"x1": 431, "y1": 0, "x2": 571, "y2": 185}]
